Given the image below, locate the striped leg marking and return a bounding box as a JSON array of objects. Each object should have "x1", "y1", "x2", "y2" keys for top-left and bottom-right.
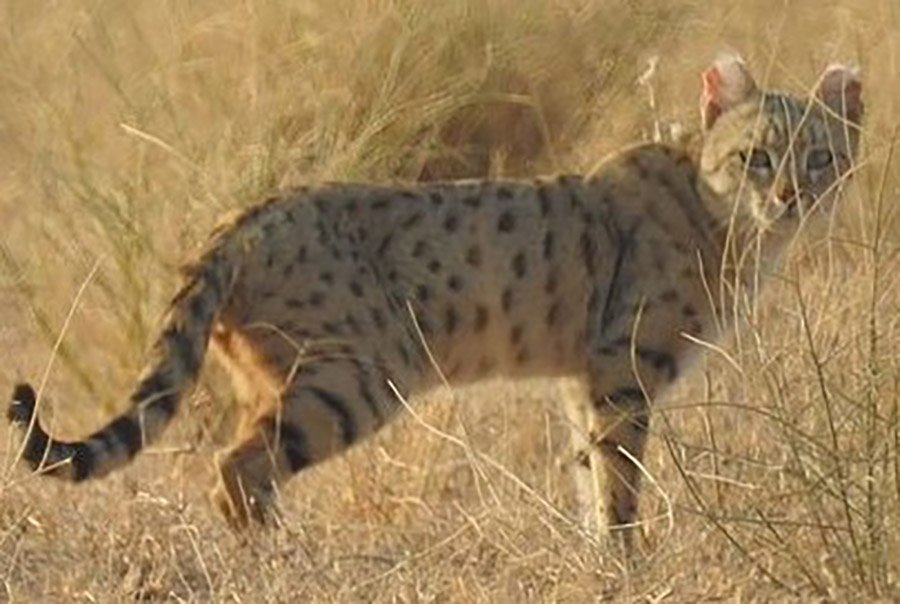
[
  {"x1": 211, "y1": 358, "x2": 396, "y2": 528},
  {"x1": 589, "y1": 386, "x2": 651, "y2": 553}
]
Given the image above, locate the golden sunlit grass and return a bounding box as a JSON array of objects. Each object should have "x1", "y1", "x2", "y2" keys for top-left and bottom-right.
[{"x1": 1, "y1": 0, "x2": 899, "y2": 600}]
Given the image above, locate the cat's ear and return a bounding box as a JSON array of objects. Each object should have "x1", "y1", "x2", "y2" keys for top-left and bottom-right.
[
  {"x1": 701, "y1": 53, "x2": 759, "y2": 130},
  {"x1": 816, "y1": 64, "x2": 863, "y2": 125}
]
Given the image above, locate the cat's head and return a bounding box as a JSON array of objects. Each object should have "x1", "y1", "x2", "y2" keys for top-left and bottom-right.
[{"x1": 699, "y1": 54, "x2": 862, "y2": 236}]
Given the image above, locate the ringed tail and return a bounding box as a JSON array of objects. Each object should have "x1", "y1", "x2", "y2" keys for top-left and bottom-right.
[{"x1": 6, "y1": 220, "x2": 247, "y2": 482}]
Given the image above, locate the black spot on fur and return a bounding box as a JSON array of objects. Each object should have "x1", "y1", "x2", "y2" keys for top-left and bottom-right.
[
  {"x1": 556, "y1": 175, "x2": 572, "y2": 186},
  {"x1": 537, "y1": 184, "x2": 552, "y2": 217},
  {"x1": 309, "y1": 291, "x2": 326, "y2": 307},
  {"x1": 429, "y1": 192, "x2": 444, "y2": 206},
  {"x1": 546, "y1": 302, "x2": 560, "y2": 326},
  {"x1": 319, "y1": 271, "x2": 334, "y2": 284},
  {"x1": 501, "y1": 288, "x2": 513, "y2": 313},
  {"x1": 580, "y1": 231, "x2": 596, "y2": 276},
  {"x1": 447, "y1": 275, "x2": 463, "y2": 292},
  {"x1": 350, "y1": 281, "x2": 364, "y2": 298},
  {"x1": 445, "y1": 306, "x2": 459, "y2": 335},
  {"x1": 575, "y1": 449, "x2": 591, "y2": 469},
  {"x1": 428, "y1": 259, "x2": 442, "y2": 273},
  {"x1": 542, "y1": 232, "x2": 555, "y2": 260},
  {"x1": 377, "y1": 234, "x2": 393, "y2": 257},
  {"x1": 659, "y1": 289, "x2": 678, "y2": 303},
  {"x1": 412, "y1": 240, "x2": 427, "y2": 258},
  {"x1": 512, "y1": 252, "x2": 527, "y2": 278},
  {"x1": 322, "y1": 321, "x2": 342, "y2": 336},
  {"x1": 370, "y1": 307, "x2": 387, "y2": 330},
  {"x1": 416, "y1": 284, "x2": 431, "y2": 302},
  {"x1": 637, "y1": 348, "x2": 679, "y2": 382},
  {"x1": 466, "y1": 246, "x2": 482, "y2": 267},
  {"x1": 401, "y1": 212, "x2": 423, "y2": 229},
  {"x1": 443, "y1": 214, "x2": 459, "y2": 233},
  {"x1": 475, "y1": 305, "x2": 489, "y2": 332},
  {"x1": 463, "y1": 195, "x2": 481, "y2": 208},
  {"x1": 497, "y1": 211, "x2": 515, "y2": 233},
  {"x1": 497, "y1": 187, "x2": 514, "y2": 200}
]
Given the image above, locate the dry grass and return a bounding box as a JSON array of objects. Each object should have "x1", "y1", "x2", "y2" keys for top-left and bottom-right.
[{"x1": 1, "y1": 0, "x2": 899, "y2": 601}]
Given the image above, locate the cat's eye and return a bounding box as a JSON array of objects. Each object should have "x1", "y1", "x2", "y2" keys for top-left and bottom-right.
[
  {"x1": 740, "y1": 148, "x2": 773, "y2": 171},
  {"x1": 807, "y1": 148, "x2": 834, "y2": 171}
]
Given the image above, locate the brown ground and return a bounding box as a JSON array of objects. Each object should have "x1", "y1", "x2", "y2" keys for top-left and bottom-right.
[{"x1": 1, "y1": 0, "x2": 899, "y2": 601}]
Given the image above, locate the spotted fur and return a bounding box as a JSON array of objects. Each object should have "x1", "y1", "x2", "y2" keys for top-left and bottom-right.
[{"x1": 8, "y1": 56, "x2": 862, "y2": 551}]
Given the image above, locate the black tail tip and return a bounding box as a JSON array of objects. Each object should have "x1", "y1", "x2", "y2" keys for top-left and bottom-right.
[{"x1": 8, "y1": 383, "x2": 37, "y2": 426}]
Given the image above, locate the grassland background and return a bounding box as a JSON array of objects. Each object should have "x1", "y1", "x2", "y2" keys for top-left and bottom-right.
[{"x1": 1, "y1": 0, "x2": 899, "y2": 601}]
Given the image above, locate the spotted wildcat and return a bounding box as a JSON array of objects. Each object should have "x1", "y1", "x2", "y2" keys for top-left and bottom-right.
[{"x1": 8, "y1": 56, "x2": 862, "y2": 553}]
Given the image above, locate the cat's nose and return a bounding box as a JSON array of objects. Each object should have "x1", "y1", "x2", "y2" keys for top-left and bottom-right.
[
  {"x1": 776, "y1": 186, "x2": 801, "y2": 214},
  {"x1": 777, "y1": 186, "x2": 797, "y2": 204}
]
